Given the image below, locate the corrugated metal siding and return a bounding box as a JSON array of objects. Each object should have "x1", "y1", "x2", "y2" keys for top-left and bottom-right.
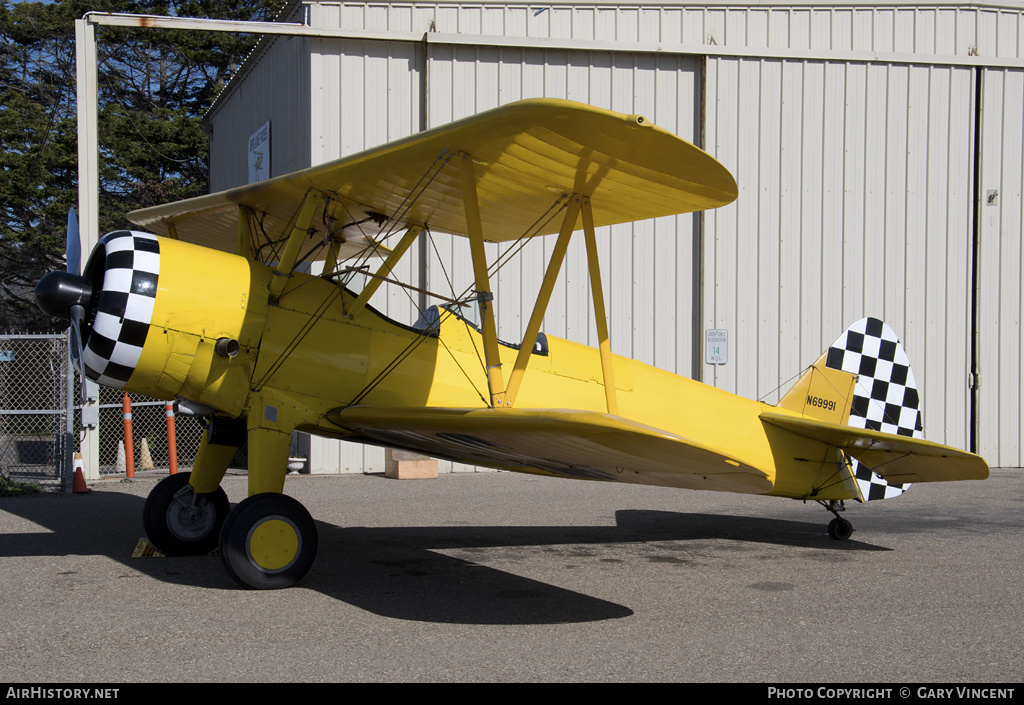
[
  {"x1": 305, "y1": 5, "x2": 430, "y2": 475},
  {"x1": 207, "y1": 32, "x2": 312, "y2": 191},
  {"x1": 977, "y1": 68, "x2": 1024, "y2": 466},
  {"x1": 704, "y1": 57, "x2": 976, "y2": 452},
  {"x1": 320, "y1": 2, "x2": 1022, "y2": 61},
  {"x1": 423, "y1": 44, "x2": 701, "y2": 369},
  {"x1": 203, "y1": 1, "x2": 1024, "y2": 470},
  {"x1": 300, "y1": 5, "x2": 705, "y2": 472}
]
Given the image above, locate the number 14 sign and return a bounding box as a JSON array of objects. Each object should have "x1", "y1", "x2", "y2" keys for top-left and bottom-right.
[{"x1": 706, "y1": 329, "x2": 728, "y2": 365}]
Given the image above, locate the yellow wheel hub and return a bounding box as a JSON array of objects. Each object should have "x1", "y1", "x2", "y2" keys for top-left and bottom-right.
[{"x1": 248, "y1": 518, "x2": 299, "y2": 571}]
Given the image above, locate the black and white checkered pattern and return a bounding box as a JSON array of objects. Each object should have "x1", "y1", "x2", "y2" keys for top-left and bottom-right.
[
  {"x1": 824, "y1": 317, "x2": 921, "y2": 501},
  {"x1": 82, "y1": 231, "x2": 160, "y2": 389}
]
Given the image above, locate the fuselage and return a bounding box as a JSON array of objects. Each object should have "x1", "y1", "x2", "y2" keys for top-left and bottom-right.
[{"x1": 107, "y1": 235, "x2": 834, "y2": 500}]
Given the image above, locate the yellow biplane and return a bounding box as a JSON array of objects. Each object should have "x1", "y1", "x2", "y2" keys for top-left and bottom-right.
[{"x1": 36, "y1": 99, "x2": 988, "y2": 589}]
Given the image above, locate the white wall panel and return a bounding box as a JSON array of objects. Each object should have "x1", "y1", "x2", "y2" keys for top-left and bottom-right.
[
  {"x1": 207, "y1": 34, "x2": 312, "y2": 191},
  {"x1": 423, "y1": 44, "x2": 701, "y2": 368},
  {"x1": 977, "y1": 68, "x2": 1024, "y2": 467},
  {"x1": 414, "y1": 43, "x2": 702, "y2": 472},
  {"x1": 300, "y1": 1, "x2": 1024, "y2": 67},
  {"x1": 204, "y1": 1, "x2": 1024, "y2": 471},
  {"x1": 704, "y1": 56, "x2": 976, "y2": 451}
]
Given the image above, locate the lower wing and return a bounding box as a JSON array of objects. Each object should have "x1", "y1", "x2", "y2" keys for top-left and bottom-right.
[{"x1": 329, "y1": 406, "x2": 773, "y2": 494}]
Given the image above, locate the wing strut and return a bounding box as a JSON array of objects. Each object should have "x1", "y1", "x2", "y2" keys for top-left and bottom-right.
[
  {"x1": 345, "y1": 224, "x2": 424, "y2": 319},
  {"x1": 505, "y1": 195, "x2": 582, "y2": 406},
  {"x1": 269, "y1": 189, "x2": 324, "y2": 297},
  {"x1": 236, "y1": 205, "x2": 254, "y2": 258},
  {"x1": 503, "y1": 195, "x2": 618, "y2": 415},
  {"x1": 460, "y1": 153, "x2": 506, "y2": 408},
  {"x1": 582, "y1": 198, "x2": 618, "y2": 415}
]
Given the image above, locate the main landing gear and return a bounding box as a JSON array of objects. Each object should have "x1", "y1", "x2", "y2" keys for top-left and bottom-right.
[
  {"x1": 143, "y1": 475, "x2": 318, "y2": 589},
  {"x1": 219, "y1": 493, "x2": 317, "y2": 590},
  {"x1": 819, "y1": 499, "x2": 854, "y2": 541},
  {"x1": 143, "y1": 472, "x2": 229, "y2": 556}
]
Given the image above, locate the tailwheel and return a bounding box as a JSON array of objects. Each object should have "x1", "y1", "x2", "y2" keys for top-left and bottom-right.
[
  {"x1": 219, "y1": 493, "x2": 318, "y2": 589},
  {"x1": 828, "y1": 517, "x2": 854, "y2": 541},
  {"x1": 143, "y1": 472, "x2": 230, "y2": 556},
  {"x1": 820, "y1": 499, "x2": 854, "y2": 541}
]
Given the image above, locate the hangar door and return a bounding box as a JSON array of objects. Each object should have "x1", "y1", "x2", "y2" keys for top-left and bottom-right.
[
  {"x1": 423, "y1": 44, "x2": 704, "y2": 375},
  {"x1": 703, "y1": 57, "x2": 977, "y2": 453},
  {"x1": 976, "y1": 67, "x2": 1024, "y2": 467},
  {"x1": 422, "y1": 45, "x2": 703, "y2": 474},
  {"x1": 307, "y1": 38, "x2": 703, "y2": 472}
]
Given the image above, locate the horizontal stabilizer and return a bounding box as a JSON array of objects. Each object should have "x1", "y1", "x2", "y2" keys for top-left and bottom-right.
[
  {"x1": 760, "y1": 411, "x2": 989, "y2": 485},
  {"x1": 330, "y1": 406, "x2": 772, "y2": 494}
]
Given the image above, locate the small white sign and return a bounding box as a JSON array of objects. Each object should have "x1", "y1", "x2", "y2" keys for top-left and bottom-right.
[
  {"x1": 706, "y1": 329, "x2": 728, "y2": 365},
  {"x1": 248, "y1": 121, "x2": 271, "y2": 184}
]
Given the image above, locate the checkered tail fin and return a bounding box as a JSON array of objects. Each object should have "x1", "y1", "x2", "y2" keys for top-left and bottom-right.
[
  {"x1": 825, "y1": 317, "x2": 923, "y2": 500},
  {"x1": 776, "y1": 317, "x2": 923, "y2": 500}
]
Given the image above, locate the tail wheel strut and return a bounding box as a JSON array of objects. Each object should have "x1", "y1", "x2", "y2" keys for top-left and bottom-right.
[{"x1": 819, "y1": 499, "x2": 854, "y2": 541}]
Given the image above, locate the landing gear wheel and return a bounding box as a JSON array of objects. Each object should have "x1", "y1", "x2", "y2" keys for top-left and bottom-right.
[
  {"x1": 219, "y1": 493, "x2": 318, "y2": 590},
  {"x1": 828, "y1": 517, "x2": 854, "y2": 541},
  {"x1": 143, "y1": 472, "x2": 230, "y2": 556}
]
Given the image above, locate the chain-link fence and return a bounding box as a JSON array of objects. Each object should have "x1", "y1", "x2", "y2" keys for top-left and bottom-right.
[
  {"x1": 0, "y1": 332, "x2": 218, "y2": 495},
  {"x1": 0, "y1": 334, "x2": 69, "y2": 494},
  {"x1": 92, "y1": 386, "x2": 210, "y2": 477}
]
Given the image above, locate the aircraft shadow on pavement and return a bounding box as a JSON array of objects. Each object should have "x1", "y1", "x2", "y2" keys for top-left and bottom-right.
[{"x1": 0, "y1": 489, "x2": 889, "y2": 626}]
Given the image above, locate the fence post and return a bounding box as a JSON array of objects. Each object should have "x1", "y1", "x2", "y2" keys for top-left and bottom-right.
[
  {"x1": 122, "y1": 392, "x2": 134, "y2": 478},
  {"x1": 165, "y1": 402, "x2": 178, "y2": 475}
]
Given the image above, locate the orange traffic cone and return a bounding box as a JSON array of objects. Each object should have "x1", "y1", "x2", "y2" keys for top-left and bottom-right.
[{"x1": 72, "y1": 453, "x2": 88, "y2": 494}]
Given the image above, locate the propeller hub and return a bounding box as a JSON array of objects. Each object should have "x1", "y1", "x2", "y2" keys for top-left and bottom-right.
[{"x1": 35, "y1": 271, "x2": 93, "y2": 320}]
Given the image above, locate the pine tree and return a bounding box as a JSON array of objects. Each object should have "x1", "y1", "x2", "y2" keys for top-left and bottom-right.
[
  {"x1": 0, "y1": 0, "x2": 80, "y2": 330},
  {"x1": 0, "y1": 0, "x2": 284, "y2": 331}
]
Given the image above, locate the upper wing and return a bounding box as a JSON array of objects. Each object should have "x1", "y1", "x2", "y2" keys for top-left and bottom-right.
[
  {"x1": 328, "y1": 406, "x2": 772, "y2": 495},
  {"x1": 760, "y1": 411, "x2": 989, "y2": 484},
  {"x1": 128, "y1": 99, "x2": 737, "y2": 259}
]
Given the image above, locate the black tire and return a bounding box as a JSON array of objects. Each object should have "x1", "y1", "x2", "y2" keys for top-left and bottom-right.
[
  {"x1": 142, "y1": 472, "x2": 230, "y2": 556},
  {"x1": 828, "y1": 517, "x2": 854, "y2": 541},
  {"x1": 219, "y1": 493, "x2": 318, "y2": 590}
]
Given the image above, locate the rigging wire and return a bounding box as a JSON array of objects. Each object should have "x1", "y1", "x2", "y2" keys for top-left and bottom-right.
[
  {"x1": 349, "y1": 191, "x2": 574, "y2": 403},
  {"x1": 261, "y1": 149, "x2": 575, "y2": 408}
]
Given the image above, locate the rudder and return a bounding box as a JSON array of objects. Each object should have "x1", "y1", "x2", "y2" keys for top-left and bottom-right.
[{"x1": 779, "y1": 317, "x2": 923, "y2": 501}]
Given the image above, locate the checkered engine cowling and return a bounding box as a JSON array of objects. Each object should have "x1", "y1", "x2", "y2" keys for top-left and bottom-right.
[
  {"x1": 824, "y1": 317, "x2": 922, "y2": 501},
  {"x1": 82, "y1": 231, "x2": 160, "y2": 389}
]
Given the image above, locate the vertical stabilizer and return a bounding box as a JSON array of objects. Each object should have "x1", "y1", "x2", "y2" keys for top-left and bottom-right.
[{"x1": 779, "y1": 318, "x2": 923, "y2": 501}]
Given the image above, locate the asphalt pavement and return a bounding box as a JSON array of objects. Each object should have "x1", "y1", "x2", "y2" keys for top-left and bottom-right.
[{"x1": 0, "y1": 467, "x2": 1021, "y2": 683}]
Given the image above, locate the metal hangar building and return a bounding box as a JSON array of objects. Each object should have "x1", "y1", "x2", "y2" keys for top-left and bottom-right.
[{"x1": 203, "y1": 0, "x2": 1024, "y2": 472}]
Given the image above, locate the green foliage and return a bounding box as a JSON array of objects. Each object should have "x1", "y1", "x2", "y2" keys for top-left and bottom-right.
[
  {"x1": 1, "y1": 0, "x2": 81, "y2": 330},
  {"x1": 0, "y1": 0, "x2": 285, "y2": 331},
  {"x1": 0, "y1": 476, "x2": 43, "y2": 496}
]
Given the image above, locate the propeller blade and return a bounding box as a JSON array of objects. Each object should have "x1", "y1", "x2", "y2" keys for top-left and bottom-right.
[
  {"x1": 68, "y1": 305, "x2": 89, "y2": 405},
  {"x1": 68, "y1": 303, "x2": 85, "y2": 369},
  {"x1": 66, "y1": 208, "x2": 81, "y2": 276},
  {"x1": 64, "y1": 208, "x2": 88, "y2": 404}
]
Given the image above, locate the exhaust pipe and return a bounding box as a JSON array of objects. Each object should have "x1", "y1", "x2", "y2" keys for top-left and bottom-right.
[{"x1": 215, "y1": 337, "x2": 240, "y2": 358}]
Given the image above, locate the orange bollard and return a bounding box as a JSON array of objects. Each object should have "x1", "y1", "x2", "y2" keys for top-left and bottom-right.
[
  {"x1": 122, "y1": 392, "x2": 135, "y2": 478},
  {"x1": 165, "y1": 403, "x2": 178, "y2": 475}
]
